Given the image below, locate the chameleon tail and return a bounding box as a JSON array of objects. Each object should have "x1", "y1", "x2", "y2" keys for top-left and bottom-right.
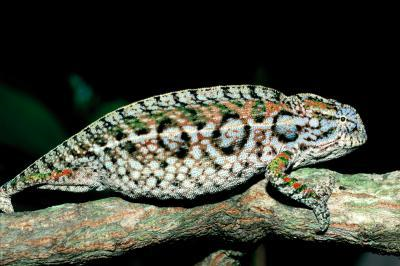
[{"x1": 0, "y1": 187, "x2": 14, "y2": 213}]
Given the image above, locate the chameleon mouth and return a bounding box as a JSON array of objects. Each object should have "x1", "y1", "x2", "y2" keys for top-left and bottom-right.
[{"x1": 318, "y1": 136, "x2": 341, "y2": 149}]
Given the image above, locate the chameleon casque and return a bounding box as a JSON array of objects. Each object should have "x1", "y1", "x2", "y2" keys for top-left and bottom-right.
[{"x1": 0, "y1": 85, "x2": 367, "y2": 232}]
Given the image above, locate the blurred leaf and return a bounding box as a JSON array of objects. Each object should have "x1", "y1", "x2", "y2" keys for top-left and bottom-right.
[
  {"x1": 0, "y1": 85, "x2": 67, "y2": 155},
  {"x1": 88, "y1": 100, "x2": 129, "y2": 123},
  {"x1": 69, "y1": 73, "x2": 94, "y2": 112}
]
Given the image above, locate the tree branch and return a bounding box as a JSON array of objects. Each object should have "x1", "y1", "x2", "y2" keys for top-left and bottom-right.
[{"x1": 0, "y1": 168, "x2": 399, "y2": 265}]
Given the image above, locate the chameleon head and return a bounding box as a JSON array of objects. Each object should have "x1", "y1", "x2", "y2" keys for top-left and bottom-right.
[{"x1": 288, "y1": 93, "x2": 367, "y2": 168}]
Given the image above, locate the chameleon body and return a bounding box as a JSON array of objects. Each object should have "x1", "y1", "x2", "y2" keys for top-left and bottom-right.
[{"x1": 0, "y1": 85, "x2": 367, "y2": 232}]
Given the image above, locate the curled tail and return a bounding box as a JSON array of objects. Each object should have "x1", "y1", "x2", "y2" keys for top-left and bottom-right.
[{"x1": 0, "y1": 188, "x2": 14, "y2": 213}]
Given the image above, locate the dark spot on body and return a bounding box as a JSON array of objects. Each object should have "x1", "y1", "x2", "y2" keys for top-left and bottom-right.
[
  {"x1": 212, "y1": 129, "x2": 221, "y2": 138},
  {"x1": 121, "y1": 142, "x2": 136, "y2": 154},
  {"x1": 157, "y1": 118, "x2": 172, "y2": 133},
  {"x1": 114, "y1": 131, "x2": 126, "y2": 141},
  {"x1": 136, "y1": 128, "x2": 150, "y2": 135},
  {"x1": 254, "y1": 115, "x2": 264, "y2": 123},
  {"x1": 213, "y1": 163, "x2": 222, "y2": 171},
  {"x1": 85, "y1": 151, "x2": 97, "y2": 158},
  {"x1": 256, "y1": 141, "x2": 262, "y2": 147},
  {"x1": 239, "y1": 125, "x2": 251, "y2": 148},
  {"x1": 221, "y1": 113, "x2": 240, "y2": 123},
  {"x1": 278, "y1": 133, "x2": 299, "y2": 143},
  {"x1": 176, "y1": 147, "x2": 189, "y2": 158},
  {"x1": 221, "y1": 146, "x2": 235, "y2": 155},
  {"x1": 257, "y1": 151, "x2": 263, "y2": 158},
  {"x1": 299, "y1": 143, "x2": 308, "y2": 151},
  {"x1": 116, "y1": 108, "x2": 125, "y2": 116},
  {"x1": 196, "y1": 121, "x2": 206, "y2": 130},
  {"x1": 84, "y1": 128, "x2": 92, "y2": 135},
  {"x1": 181, "y1": 132, "x2": 190, "y2": 142},
  {"x1": 157, "y1": 138, "x2": 168, "y2": 150},
  {"x1": 248, "y1": 85, "x2": 259, "y2": 98},
  {"x1": 95, "y1": 137, "x2": 107, "y2": 146}
]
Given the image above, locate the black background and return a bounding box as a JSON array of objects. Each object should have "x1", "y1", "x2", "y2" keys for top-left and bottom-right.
[{"x1": 0, "y1": 13, "x2": 399, "y2": 266}]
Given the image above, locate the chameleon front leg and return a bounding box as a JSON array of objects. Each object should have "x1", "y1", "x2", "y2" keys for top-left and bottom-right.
[{"x1": 266, "y1": 151, "x2": 335, "y2": 232}]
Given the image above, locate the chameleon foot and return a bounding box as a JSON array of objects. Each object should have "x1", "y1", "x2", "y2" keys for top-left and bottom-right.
[{"x1": 309, "y1": 174, "x2": 335, "y2": 233}]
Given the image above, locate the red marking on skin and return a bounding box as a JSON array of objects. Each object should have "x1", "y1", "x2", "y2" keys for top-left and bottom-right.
[
  {"x1": 279, "y1": 152, "x2": 291, "y2": 160},
  {"x1": 51, "y1": 169, "x2": 73, "y2": 180},
  {"x1": 222, "y1": 100, "x2": 254, "y2": 119},
  {"x1": 265, "y1": 102, "x2": 283, "y2": 116},
  {"x1": 277, "y1": 160, "x2": 285, "y2": 169},
  {"x1": 304, "y1": 99, "x2": 333, "y2": 110},
  {"x1": 293, "y1": 182, "x2": 301, "y2": 189},
  {"x1": 283, "y1": 177, "x2": 291, "y2": 182},
  {"x1": 197, "y1": 133, "x2": 205, "y2": 141}
]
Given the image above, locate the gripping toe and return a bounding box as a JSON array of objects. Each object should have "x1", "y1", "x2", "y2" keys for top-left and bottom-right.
[{"x1": 313, "y1": 201, "x2": 330, "y2": 233}]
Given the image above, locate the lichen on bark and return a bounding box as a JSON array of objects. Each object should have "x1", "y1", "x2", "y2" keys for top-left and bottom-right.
[{"x1": 0, "y1": 168, "x2": 399, "y2": 265}]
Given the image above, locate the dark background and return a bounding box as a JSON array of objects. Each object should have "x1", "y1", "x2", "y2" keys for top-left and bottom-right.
[{"x1": 0, "y1": 16, "x2": 399, "y2": 265}]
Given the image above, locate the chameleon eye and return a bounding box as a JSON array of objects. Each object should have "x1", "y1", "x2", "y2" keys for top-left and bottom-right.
[{"x1": 340, "y1": 116, "x2": 346, "y2": 122}]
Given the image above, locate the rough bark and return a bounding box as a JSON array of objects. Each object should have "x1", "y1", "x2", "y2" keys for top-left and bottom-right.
[{"x1": 0, "y1": 168, "x2": 399, "y2": 265}]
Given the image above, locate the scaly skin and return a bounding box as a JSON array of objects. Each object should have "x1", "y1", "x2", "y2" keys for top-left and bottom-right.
[{"x1": 0, "y1": 85, "x2": 367, "y2": 232}]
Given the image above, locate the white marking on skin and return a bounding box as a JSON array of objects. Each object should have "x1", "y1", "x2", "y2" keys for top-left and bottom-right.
[
  {"x1": 166, "y1": 157, "x2": 178, "y2": 165},
  {"x1": 232, "y1": 162, "x2": 243, "y2": 173},
  {"x1": 222, "y1": 163, "x2": 233, "y2": 170},
  {"x1": 165, "y1": 173, "x2": 175, "y2": 181},
  {"x1": 147, "y1": 144, "x2": 157, "y2": 152},
  {"x1": 182, "y1": 180, "x2": 195, "y2": 189},
  {"x1": 218, "y1": 169, "x2": 230, "y2": 178},
  {"x1": 129, "y1": 160, "x2": 143, "y2": 170},
  {"x1": 142, "y1": 167, "x2": 152, "y2": 176},
  {"x1": 149, "y1": 161, "x2": 160, "y2": 170},
  {"x1": 160, "y1": 180, "x2": 170, "y2": 188},
  {"x1": 213, "y1": 156, "x2": 224, "y2": 166},
  {"x1": 166, "y1": 166, "x2": 176, "y2": 174},
  {"x1": 200, "y1": 123, "x2": 216, "y2": 137},
  {"x1": 191, "y1": 145, "x2": 203, "y2": 160},
  {"x1": 146, "y1": 177, "x2": 157, "y2": 188},
  {"x1": 190, "y1": 167, "x2": 203, "y2": 178},
  {"x1": 131, "y1": 171, "x2": 140, "y2": 179},
  {"x1": 105, "y1": 161, "x2": 113, "y2": 169},
  {"x1": 204, "y1": 167, "x2": 216, "y2": 175},
  {"x1": 154, "y1": 169, "x2": 164, "y2": 177},
  {"x1": 179, "y1": 166, "x2": 188, "y2": 174},
  {"x1": 118, "y1": 167, "x2": 126, "y2": 175},
  {"x1": 206, "y1": 144, "x2": 220, "y2": 158},
  {"x1": 177, "y1": 173, "x2": 186, "y2": 181},
  {"x1": 117, "y1": 158, "x2": 125, "y2": 166},
  {"x1": 184, "y1": 158, "x2": 195, "y2": 168}
]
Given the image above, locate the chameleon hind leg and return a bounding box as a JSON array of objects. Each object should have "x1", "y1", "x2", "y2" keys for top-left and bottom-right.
[
  {"x1": 0, "y1": 168, "x2": 103, "y2": 213},
  {"x1": 266, "y1": 151, "x2": 335, "y2": 232}
]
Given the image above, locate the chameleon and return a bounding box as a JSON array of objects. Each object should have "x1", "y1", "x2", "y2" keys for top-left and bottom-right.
[{"x1": 0, "y1": 85, "x2": 367, "y2": 232}]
